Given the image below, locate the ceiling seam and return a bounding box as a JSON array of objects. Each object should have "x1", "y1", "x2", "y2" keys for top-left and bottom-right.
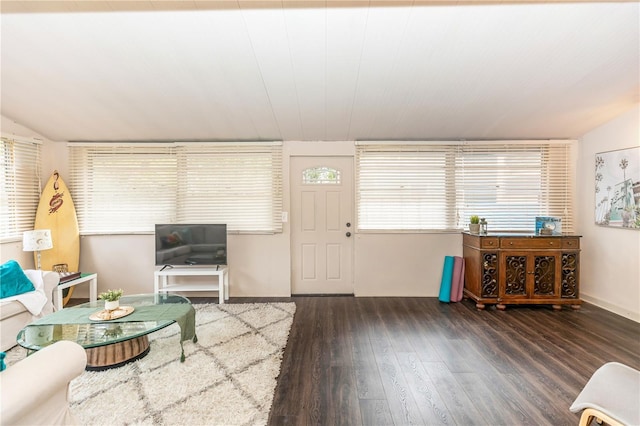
[
  {"x1": 282, "y1": 0, "x2": 306, "y2": 140},
  {"x1": 325, "y1": 0, "x2": 328, "y2": 141},
  {"x1": 346, "y1": 0, "x2": 371, "y2": 141},
  {"x1": 238, "y1": 0, "x2": 284, "y2": 140},
  {"x1": 367, "y1": 1, "x2": 416, "y2": 140}
]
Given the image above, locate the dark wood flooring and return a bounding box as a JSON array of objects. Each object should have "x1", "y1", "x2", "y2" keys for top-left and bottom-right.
[
  {"x1": 264, "y1": 297, "x2": 640, "y2": 426},
  {"x1": 70, "y1": 296, "x2": 639, "y2": 425}
]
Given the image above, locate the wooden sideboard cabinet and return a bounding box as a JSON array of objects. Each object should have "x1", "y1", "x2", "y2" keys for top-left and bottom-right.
[{"x1": 462, "y1": 232, "x2": 581, "y2": 310}]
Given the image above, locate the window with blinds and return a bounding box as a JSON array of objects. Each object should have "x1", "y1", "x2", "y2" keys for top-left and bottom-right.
[
  {"x1": 356, "y1": 144, "x2": 454, "y2": 230},
  {"x1": 69, "y1": 144, "x2": 177, "y2": 233},
  {"x1": 175, "y1": 143, "x2": 283, "y2": 233},
  {"x1": 68, "y1": 142, "x2": 283, "y2": 234},
  {"x1": 0, "y1": 137, "x2": 42, "y2": 242},
  {"x1": 356, "y1": 141, "x2": 575, "y2": 233}
]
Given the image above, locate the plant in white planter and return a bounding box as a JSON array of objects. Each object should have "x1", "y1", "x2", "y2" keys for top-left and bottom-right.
[
  {"x1": 469, "y1": 215, "x2": 480, "y2": 234},
  {"x1": 99, "y1": 288, "x2": 123, "y2": 311}
]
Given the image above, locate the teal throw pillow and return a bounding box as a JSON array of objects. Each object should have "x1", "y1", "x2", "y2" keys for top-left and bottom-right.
[
  {"x1": 0, "y1": 352, "x2": 5, "y2": 372},
  {"x1": 0, "y1": 260, "x2": 35, "y2": 299}
]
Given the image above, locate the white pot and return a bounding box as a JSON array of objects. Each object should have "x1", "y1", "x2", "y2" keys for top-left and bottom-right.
[
  {"x1": 469, "y1": 223, "x2": 480, "y2": 234},
  {"x1": 104, "y1": 300, "x2": 120, "y2": 311}
]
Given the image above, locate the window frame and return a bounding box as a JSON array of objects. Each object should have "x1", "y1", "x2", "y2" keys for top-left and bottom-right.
[
  {"x1": 68, "y1": 142, "x2": 283, "y2": 235},
  {"x1": 355, "y1": 140, "x2": 576, "y2": 233}
]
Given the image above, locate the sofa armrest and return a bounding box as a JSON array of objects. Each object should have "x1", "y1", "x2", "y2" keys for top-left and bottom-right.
[
  {"x1": 42, "y1": 271, "x2": 60, "y2": 313},
  {"x1": 0, "y1": 341, "x2": 87, "y2": 425}
]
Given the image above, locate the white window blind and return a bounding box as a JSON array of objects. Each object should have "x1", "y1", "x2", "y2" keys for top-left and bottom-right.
[
  {"x1": 356, "y1": 141, "x2": 575, "y2": 233},
  {"x1": 356, "y1": 144, "x2": 455, "y2": 230},
  {"x1": 176, "y1": 143, "x2": 283, "y2": 233},
  {"x1": 68, "y1": 144, "x2": 177, "y2": 233},
  {"x1": 456, "y1": 142, "x2": 575, "y2": 232},
  {"x1": 68, "y1": 142, "x2": 283, "y2": 234},
  {"x1": 0, "y1": 137, "x2": 42, "y2": 241}
]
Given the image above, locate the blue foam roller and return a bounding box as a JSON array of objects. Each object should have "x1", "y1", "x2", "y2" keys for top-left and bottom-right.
[{"x1": 438, "y1": 255, "x2": 455, "y2": 303}]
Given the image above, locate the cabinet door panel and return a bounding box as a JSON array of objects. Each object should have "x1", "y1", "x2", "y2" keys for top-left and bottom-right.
[
  {"x1": 532, "y1": 255, "x2": 557, "y2": 296},
  {"x1": 561, "y1": 252, "x2": 579, "y2": 298},
  {"x1": 500, "y1": 254, "x2": 527, "y2": 298},
  {"x1": 481, "y1": 252, "x2": 499, "y2": 297}
]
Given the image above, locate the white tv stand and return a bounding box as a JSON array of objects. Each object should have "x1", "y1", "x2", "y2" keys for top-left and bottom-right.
[{"x1": 154, "y1": 266, "x2": 229, "y2": 304}]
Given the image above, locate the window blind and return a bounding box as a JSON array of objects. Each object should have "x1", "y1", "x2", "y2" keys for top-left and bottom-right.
[
  {"x1": 0, "y1": 137, "x2": 42, "y2": 241},
  {"x1": 455, "y1": 142, "x2": 575, "y2": 232},
  {"x1": 175, "y1": 143, "x2": 283, "y2": 233},
  {"x1": 68, "y1": 144, "x2": 177, "y2": 234},
  {"x1": 356, "y1": 141, "x2": 575, "y2": 233},
  {"x1": 68, "y1": 142, "x2": 283, "y2": 234},
  {"x1": 356, "y1": 144, "x2": 455, "y2": 231}
]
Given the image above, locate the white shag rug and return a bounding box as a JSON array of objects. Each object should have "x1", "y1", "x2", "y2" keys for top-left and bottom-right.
[{"x1": 6, "y1": 302, "x2": 296, "y2": 426}]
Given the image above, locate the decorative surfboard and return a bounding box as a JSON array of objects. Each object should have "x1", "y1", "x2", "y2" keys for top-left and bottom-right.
[{"x1": 34, "y1": 171, "x2": 80, "y2": 306}]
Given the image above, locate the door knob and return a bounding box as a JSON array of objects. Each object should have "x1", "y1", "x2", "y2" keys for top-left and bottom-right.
[{"x1": 346, "y1": 232, "x2": 351, "y2": 237}]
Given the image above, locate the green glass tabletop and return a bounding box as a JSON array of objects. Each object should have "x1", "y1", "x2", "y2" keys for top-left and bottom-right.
[{"x1": 17, "y1": 294, "x2": 191, "y2": 351}]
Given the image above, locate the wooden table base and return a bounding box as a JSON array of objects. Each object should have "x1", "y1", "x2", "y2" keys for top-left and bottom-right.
[{"x1": 85, "y1": 335, "x2": 150, "y2": 371}]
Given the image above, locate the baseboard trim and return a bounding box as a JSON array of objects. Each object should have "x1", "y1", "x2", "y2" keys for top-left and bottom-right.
[{"x1": 581, "y1": 294, "x2": 640, "y2": 323}]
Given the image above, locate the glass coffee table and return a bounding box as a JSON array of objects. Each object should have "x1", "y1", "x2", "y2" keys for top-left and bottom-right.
[{"x1": 17, "y1": 294, "x2": 196, "y2": 370}]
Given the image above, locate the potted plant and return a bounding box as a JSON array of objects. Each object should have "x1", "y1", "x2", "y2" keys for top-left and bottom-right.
[
  {"x1": 99, "y1": 288, "x2": 123, "y2": 311},
  {"x1": 469, "y1": 215, "x2": 480, "y2": 234}
]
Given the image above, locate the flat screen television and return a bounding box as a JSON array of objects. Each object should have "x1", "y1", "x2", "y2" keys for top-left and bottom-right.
[{"x1": 155, "y1": 224, "x2": 227, "y2": 267}]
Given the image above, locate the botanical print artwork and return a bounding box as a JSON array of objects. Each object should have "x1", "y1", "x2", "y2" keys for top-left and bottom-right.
[{"x1": 595, "y1": 146, "x2": 640, "y2": 229}]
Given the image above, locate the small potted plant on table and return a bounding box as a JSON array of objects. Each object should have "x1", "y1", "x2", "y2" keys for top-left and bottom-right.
[
  {"x1": 469, "y1": 215, "x2": 480, "y2": 234},
  {"x1": 99, "y1": 288, "x2": 123, "y2": 311}
]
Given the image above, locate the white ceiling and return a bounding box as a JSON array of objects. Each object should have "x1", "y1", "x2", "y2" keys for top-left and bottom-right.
[{"x1": 1, "y1": 1, "x2": 638, "y2": 142}]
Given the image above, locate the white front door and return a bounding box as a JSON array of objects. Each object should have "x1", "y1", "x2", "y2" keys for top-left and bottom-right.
[{"x1": 291, "y1": 156, "x2": 354, "y2": 294}]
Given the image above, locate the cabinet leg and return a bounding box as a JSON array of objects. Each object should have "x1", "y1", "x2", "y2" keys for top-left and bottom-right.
[
  {"x1": 496, "y1": 304, "x2": 507, "y2": 311},
  {"x1": 552, "y1": 304, "x2": 562, "y2": 311},
  {"x1": 571, "y1": 304, "x2": 581, "y2": 310},
  {"x1": 475, "y1": 303, "x2": 486, "y2": 310}
]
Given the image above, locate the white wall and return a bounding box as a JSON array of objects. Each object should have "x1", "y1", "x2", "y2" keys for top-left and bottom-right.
[
  {"x1": 1, "y1": 132, "x2": 461, "y2": 299},
  {"x1": 355, "y1": 233, "x2": 461, "y2": 296},
  {"x1": 77, "y1": 233, "x2": 291, "y2": 298},
  {"x1": 577, "y1": 105, "x2": 640, "y2": 322},
  {"x1": 6, "y1": 111, "x2": 639, "y2": 314},
  {"x1": 68, "y1": 140, "x2": 461, "y2": 298}
]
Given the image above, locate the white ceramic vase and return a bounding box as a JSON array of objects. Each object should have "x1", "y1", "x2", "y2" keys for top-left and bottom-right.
[
  {"x1": 469, "y1": 223, "x2": 480, "y2": 234},
  {"x1": 104, "y1": 300, "x2": 120, "y2": 311}
]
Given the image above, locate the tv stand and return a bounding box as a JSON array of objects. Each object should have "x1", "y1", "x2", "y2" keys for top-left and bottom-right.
[{"x1": 154, "y1": 266, "x2": 229, "y2": 304}]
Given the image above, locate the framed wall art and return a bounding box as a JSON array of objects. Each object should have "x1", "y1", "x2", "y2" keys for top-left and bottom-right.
[{"x1": 595, "y1": 146, "x2": 640, "y2": 229}]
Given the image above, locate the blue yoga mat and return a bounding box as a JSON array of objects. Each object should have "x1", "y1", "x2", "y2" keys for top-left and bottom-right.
[{"x1": 438, "y1": 255, "x2": 455, "y2": 303}]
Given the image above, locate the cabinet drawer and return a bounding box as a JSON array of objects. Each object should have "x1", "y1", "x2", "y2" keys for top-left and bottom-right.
[
  {"x1": 562, "y1": 238, "x2": 580, "y2": 249},
  {"x1": 500, "y1": 238, "x2": 560, "y2": 249},
  {"x1": 481, "y1": 238, "x2": 499, "y2": 248}
]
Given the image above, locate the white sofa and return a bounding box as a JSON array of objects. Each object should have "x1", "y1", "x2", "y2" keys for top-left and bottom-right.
[
  {"x1": 1, "y1": 340, "x2": 87, "y2": 425},
  {"x1": 0, "y1": 270, "x2": 58, "y2": 351}
]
